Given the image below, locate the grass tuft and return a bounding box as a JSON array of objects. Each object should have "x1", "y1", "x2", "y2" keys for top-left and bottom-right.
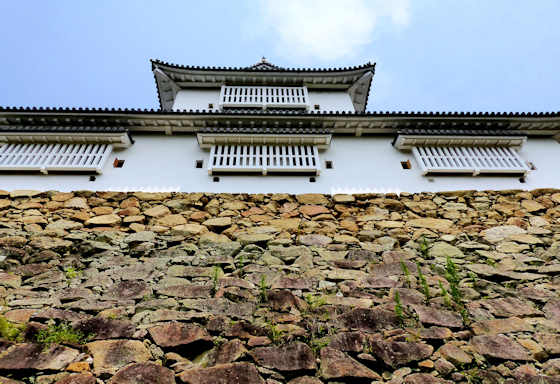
[
  {"x1": 400, "y1": 260, "x2": 411, "y2": 288},
  {"x1": 36, "y1": 322, "x2": 93, "y2": 347},
  {"x1": 0, "y1": 316, "x2": 24, "y2": 342},
  {"x1": 416, "y1": 261, "x2": 430, "y2": 302},
  {"x1": 419, "y1": 235, "x2": 431, "y2": 259},
  {"x1": 259, "y1": 275, "x2": 269, "y2": 303},
  {"x1": 394, "y1": 290, "x2": 405, "y2": 327}
]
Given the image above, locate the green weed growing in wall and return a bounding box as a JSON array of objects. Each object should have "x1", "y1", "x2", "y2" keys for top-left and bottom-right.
[
  {"x1": 394, "y1": 290, "x2": 405, "y2": 327},
  {"x1": 259, "y1": 275, "x2": 269, "y2": 303},
  {"x1": 416, "y1": 261, "x2": 430, "y2": 302}
]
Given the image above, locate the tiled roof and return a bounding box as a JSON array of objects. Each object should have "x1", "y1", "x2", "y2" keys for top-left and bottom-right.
[
  {"x1": 0, "y1": 125, "x2": 128, "y2": 133},
  {"x1": 245, "y1": 58, "x2": 285, "y2": 71},
  {"x1": 397, "y1": 128, "x2": 528, "y2": 136},
  {"x1": 0, "y1": 106, "x2": 558, "y2": 118},
  {"x1": 151, "y1": 59, "x2": 376, "y2": 73}
]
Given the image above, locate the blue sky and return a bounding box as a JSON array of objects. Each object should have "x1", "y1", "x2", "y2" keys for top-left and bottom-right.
[{"x1": 0, "y1": 0, "x2": 558, "y2": 112}]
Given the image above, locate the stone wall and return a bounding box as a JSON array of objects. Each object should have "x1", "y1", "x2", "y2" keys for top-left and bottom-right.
[{"x1": 0, "y1": 189, "x2": 559, "y2": 384}]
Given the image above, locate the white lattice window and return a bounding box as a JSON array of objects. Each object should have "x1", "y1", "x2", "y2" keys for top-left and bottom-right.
[
  {"x1": 219, "y1": 86, "x2": 309, "y2": 109},
  {"x1": 0, "y1": 143, "x2": 113, "y2": 174},
  {"x1": 412, "y1": 146, "x2": 529, "y2": 176},
  {"x1": 208, "y1": 145, "x2": 320, "y2": 175}
]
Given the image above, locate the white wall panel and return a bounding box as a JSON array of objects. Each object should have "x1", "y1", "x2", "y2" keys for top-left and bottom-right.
[
  {"x1": 307, "y1": 91, "x2": 354, "y2": 112},
  {"x1": 173, "y1": 89, "x2": 354, "y2": 112},
  {"x1": 0, "y1": 134, "x2": 557, "y2": 193},
  {"x1": 173, "y1": 89, "x2": 221, "y2": 111}
]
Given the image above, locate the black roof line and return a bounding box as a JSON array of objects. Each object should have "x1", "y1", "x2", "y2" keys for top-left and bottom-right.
[
  {"x1": 0, "y1": 125, "x2": 129, "y2": 133},
  {"x1": 0, "y1": 106, "x2": 559, "y2": 118},
  {"x1": 150, "y1": 59, "x2": 376, "y2": 73}
]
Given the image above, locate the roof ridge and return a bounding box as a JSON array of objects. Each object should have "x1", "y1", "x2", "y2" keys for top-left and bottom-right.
[
  {"x1": 150, "y1": 58, "x2": 376, "y2": 73},
  {"x1": 0, "y1": 106, "x2": 559, "y2": 117},
  {"x1": 245, "y1": 57, "x2": 284, "y2": 71}
]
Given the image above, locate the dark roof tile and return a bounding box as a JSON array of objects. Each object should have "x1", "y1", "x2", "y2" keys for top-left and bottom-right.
[
  {"x1": 397, "y1": 128, "x2": 527, "y2": 136},
  {"x1": 0, "y1": 106, "x2": 559, "y2": 118},
  {"x1": 151, "y1": 59, "x2": 375, "y2": 73},
  {"x1": 0, "y1": 125, "x2": 128, "y2": 133}
]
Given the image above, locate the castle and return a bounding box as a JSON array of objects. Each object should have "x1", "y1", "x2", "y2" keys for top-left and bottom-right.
[{"x1": 0, "y1": 58, "x2": 559, "y2": 193}]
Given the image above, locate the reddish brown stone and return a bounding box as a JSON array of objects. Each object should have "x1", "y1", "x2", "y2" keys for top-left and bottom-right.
[
  {"x1": 3, "y1": 309, "x2": 37, "y2": 323},
  {"x1": 271, "y1": 276, "x2": 312, "y2": 290},
  {"x1": 360, "y1": 276, "x2": 400, "y2": 288},
  {"x1": 412, "y1": 305, "x2": 463, "y2": 328},
  {"x1": 287, "y1": 377, "x2": 323, "y2": 384},
  {"x1": 471, "y1": 335, "x2": 530, "y2": 361},
  {"x1": 338, "y1": 308, "x2": 399, "y2": 332},
  {"x1": 0, "y1": 343, "x2": 80, "y2": 371},
  {"x1": 0, "y1": 376, "x2": 25, "y2": 384},
  {"x1": 535, "y1": 333, "x2": 560, "y2": 354},
  {"x1": 298, "y1": 234, "x2": 332, "y2": 247},
  {"x1": 107, "y1": 280, "x2": 152, "y2": 300},
  {"x1": 267, "y1": 290, "x2": 299, "y2": 312},
  {"x1": 13, "y1": 263, "x2": 50, "y2": 276},
  {"x1": 471, "y1": 317, "x2": 532, "y2": 335},
  {"x1": 72, "y1": 317, "x2": 136, "y2": 340},
  {"x1": 108, "y1": 362, "x2": 175, "y2": 384},
  {"x1": 434, "y1": 358, "x2": 455, "y2": 376},
  {"x1": 55, "y1": 374, "x2": 96, "y2": 384},
  {"x1": 370, "y1": 339, "x2": 433, "y2": 368},
  {"x1": 419, "y1": 327, "x2": 453, "y2": 340},
  {"x1": 437, "y1": 343, "x2": 472, "y2": 365},
  {"x1": 368, "y1": 261, "x2": 418, "y2": 277},
  {"x1": 250, "y1": 342, "x2": 316, "y2": 372},
  {"x1": 211, "y1": 339, "x2": 247, "y2": 365},
  {"x1": 178, "y1": 362, "x2": 264, "y2": 384},
  {"x1": 404, "y1": 373, "x2": 452, "y2": 384},
  {"x1": 328, "y1": 331, "x2": 367, "y2": 353},
  {"x1": 225, "y1": 321, "x2": 268, "y2": 339},
  {"x1": 543, "y1": 359, "x2": 560, "y2": 376},
  {"x1": 87, "y1": 339, "x2": 151, "y2": 376},
  {"x1": 156, "y1": 284, "x2": 212, "y2": 298},
  {"x1": 299, "y1": 205, "x2": 329, "y2": 216},
  {"x1": 543, "y1": 299, "x2": 560, "y2": 321},
  {"x1": 148, "y1": 322, "x2": 212, "y2": 348},
  {"x1": 481, "y1": 297, "x2": 542, "y2": 317},
  {"x1": 31, "y1": 308, "x2": 91, "y2": 322},
  {"x1": 242, "y1": 207, "x2": 265, "y2": 217},
  {"x1": 320, "y1": 347, "x2": 381, "y2": 381}
]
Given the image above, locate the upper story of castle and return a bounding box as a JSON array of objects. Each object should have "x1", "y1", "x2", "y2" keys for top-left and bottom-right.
[
  {"x1": 152, "y1": 58, "x2": 375, "y2": 113},
  {"x1": 1, "y1": 57, "x2": 560, "y2": 193}
]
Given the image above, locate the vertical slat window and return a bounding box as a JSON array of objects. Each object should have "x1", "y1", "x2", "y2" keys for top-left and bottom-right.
[
  {"x1": 0, "y1": 143, "x2": 113, "y2": 174},
  {"x1": 219, "y1": 86, "x2": 309, "y2": 109},
  {"x1": 412, "y1": 145, "x2": 529, "y2": 175},
  {"x1": 208, "y1": 144, "x2": 320, "y2": 175}
]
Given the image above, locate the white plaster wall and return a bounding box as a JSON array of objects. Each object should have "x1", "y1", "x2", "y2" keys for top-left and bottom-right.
[
  {"x1": 173, "y1": 89, "x2": 221, "y2": 111},
  {"x1": 307, "y1": 90, "x2": 354, "y2": 112},
  {"x1": 172, "y1": 89, "x2": 354, "y2": 112},
  {"x1": 0, "y1": 134, "x2": 559, "y2": 194}
]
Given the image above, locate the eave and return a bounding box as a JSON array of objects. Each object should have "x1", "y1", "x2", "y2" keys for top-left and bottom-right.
[
  {"x1": 0, "y1": 129, "x2": 132, "y2": 148},
  {"x1": 197, "y1": 133, "x2": 331, "y2": 149},
  {"x1": 1, "y1": 108, "x2": 560, "y2": 137},
  {"x1": 393, "y1": 135, "x2": 527, "y2": 150}
]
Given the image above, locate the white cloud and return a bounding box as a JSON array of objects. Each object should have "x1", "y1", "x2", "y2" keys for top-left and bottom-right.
[{"x1": 256, "y1": 0, "x2": 410, "y2": 62}]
